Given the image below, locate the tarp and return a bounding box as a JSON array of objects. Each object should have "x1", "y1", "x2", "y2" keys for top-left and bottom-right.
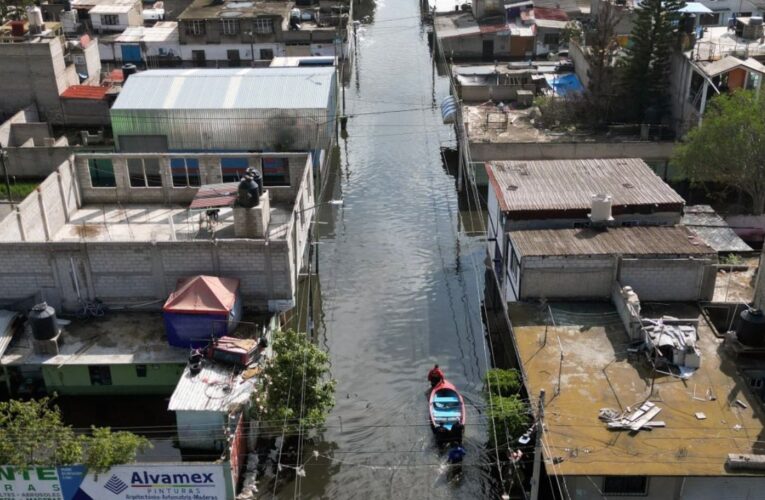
[
  {"x1": 544, "y1": 73, "x2": 583, "y2": 96},
  {"x1": 163, "y1": 275, "x2": 239, "y2": 315}
]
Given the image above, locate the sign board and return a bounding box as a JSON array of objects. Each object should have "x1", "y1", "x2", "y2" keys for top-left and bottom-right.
[{"x1": 0, "y1": 463, "x2": 230, "y2": 500}]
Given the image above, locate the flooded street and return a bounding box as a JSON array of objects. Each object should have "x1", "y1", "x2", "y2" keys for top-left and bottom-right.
[{"x1": 273, "y1": 0, "x2": 498, "y2": 497}]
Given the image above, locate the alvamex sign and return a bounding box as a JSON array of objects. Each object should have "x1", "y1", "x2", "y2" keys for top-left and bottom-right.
[{"x1": 0, "y1": 464, "x2": 230, "y2": 500}]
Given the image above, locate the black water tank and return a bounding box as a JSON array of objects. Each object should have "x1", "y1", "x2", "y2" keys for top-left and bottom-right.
[
  {"x1": 737, "y1": 309, "x2": 765, "y2": 347},
  {"x1": 122, "y1": 63, "x2": 137, "y2": 81},
  {"x1": 29, "y1": 302, "x2": 58, "y2": 340},
  {"x1": 237, "y1": 175, "x2": 261, "y2": 208}
]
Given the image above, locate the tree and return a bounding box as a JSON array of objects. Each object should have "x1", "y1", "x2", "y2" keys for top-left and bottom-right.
[
  {"x1": 253, "y1": 330, "x2": 335, "y2": 433},
  {"x1": 484, "y1": 369, "x2": 529, "y2": 450},
  {"x1": 673, "y1": 90, "x2": 765, "y2": 215},
  {"x1": 581, "y1": 1, "x2": 624, "y2": 125},
  {"x1": 0, "y1": 1, "x2": 36, "y2": 22},
  {"x1": 621, "y1": 0, "x2": 685, "y2": 121},
  {"x1": 0, "y1": 398, "x2": 150, "y2": 471}
]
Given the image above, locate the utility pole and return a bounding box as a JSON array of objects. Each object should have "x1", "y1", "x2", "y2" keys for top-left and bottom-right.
[{"x1": 530, "y1": 389, "x2": 546, "y2": 500}]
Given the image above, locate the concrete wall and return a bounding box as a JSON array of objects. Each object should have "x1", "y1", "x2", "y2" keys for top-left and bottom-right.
[
  {"x1": 459, "y1": 83, "x2": 537, "y2": 102},
  {"x1": 4, "y1": 139, "x2": 72, "y2": 179},
  {"x1": 0, "y1": 152, "x2": 314, "y2": 312},
  {"x1": 42, "y1": 362, "x2": 184, "y2": 395},
  {"x1": 755, "y1": 249, "x2": 765, "y2": 310},
  {"x1": 519, "y1": 256, "x2": 616, "y2": 300},
  {"x1": 61, "y1": 98, "x2": 111, "y2": 127},
  {"x1": 515, "y1": 254, "x2": 716, "y2": 302},
  {"x1": 176, "y1": 410, "x2": 227, "y2": 450},
  {"x1": 0, "y1": 107, "x2": 39, "y2": 147},
  {"x1": 569, "y1": 40, "x2": 590, "y2": 89},
  {"x1": 469, "y1": 139, "x2": 677, "y2": 162},
  {"x1": 563, "y1": 475, "x2": 765, "y2": 500},
  {"x1": 0, "y1": 39, "x2": 72, "y2": 123}
]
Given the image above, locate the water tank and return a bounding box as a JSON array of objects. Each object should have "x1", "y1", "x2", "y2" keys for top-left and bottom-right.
[
  {"x1": 750, "y1": 16, "x2": 763, "y2": 26},
  {"x1": 26, "y1": 6, "x2": 44, "y2": 32},
  {"x1": 237, "y1": 175, "x2": 261, "y2": 208},
  {"x1": 441, "y1": 96, "x2": 457, "y2": 124},
  {"x1": 9, "y1": 20, "x2": 25, "y2": 37},
  {"x1": 590, "y1": 194, "x2": 613, "y2": 223},
  {"x1": 737, "y1": 309, "x2": 765, "y2": 347},
  {"x1": 29, "y1": 302, "x2": 58, "y2": 341},
  {"x1": 122, "y1": 63, "x2": 137, "y2": 80}
]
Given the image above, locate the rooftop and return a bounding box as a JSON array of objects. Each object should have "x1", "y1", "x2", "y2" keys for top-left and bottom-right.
[
  {"x1": 698, "y1": 55, "x2": 765, "y2": 78},
  {"x1": 510, "y1": 301, "x2": 765, "y2": 477},
  {"x1": 115, "y1": 21, "x2": 179, "y2": 43},
  {"x1": 487, "y1": 158, "x2": 685, "y2": 216},
  {"x1": 508, "y1": 226, "x2": 716, "y2": 258},
  {"x1": 682, "y1": 205, "x2": 753, "y2": 253},
  {"x1": 90, "y1": 3, "x2": 136, "y2": 14},
  {"x1": 60, "y1": 85, "x2": 110, "y2": 100},
  {"x1": 691, "y1": 26, "x2": 765, "y2": 62},
  {"x1": 52, "y1": 202, "x2": 292, "y2": 242},
  {"x1": 178, "y1": 0, "x2": 291, "y2": 20},
  {"x1": 112, "y1": 67, "x2": 335, "y2": 111},
  {"x1": 71, "y1": 0, "x2": 139, "y2": 7},
  {"x1": 0, "y1": 313, "x2": 188, "y2": 366},
  {"x1": 168, "y1": 360, "x2": 259, "y2": 412},
  {"x1": 434, "y1": 12, "x2": 515, "y2": 39}
]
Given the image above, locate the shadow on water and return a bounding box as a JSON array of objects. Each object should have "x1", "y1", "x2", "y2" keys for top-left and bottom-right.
[{"x1": 265, "y1": 0, "x2": 501, "y2": 498}]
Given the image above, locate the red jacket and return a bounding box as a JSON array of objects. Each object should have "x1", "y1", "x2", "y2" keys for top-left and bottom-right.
[{"x1": 428, "y1": 367, "x2": 444, "y2": 383}]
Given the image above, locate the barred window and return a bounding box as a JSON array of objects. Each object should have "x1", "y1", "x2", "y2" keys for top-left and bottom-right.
[
  {"x1": 220, "y1": 19, "x2": 238, "y2": 36},
  {"x1": 186, "y1": 20, "x2": 205, "y2": 36},
  {"x1": 102, "y1": 14, "x2": 119, "y2": 26},
  {"x1": 253, "y1": 18, "x2": 273, "y2": 34}
]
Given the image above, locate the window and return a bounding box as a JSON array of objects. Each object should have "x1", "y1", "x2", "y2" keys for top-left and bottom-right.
[
  {"x1": 260, "y1": 48, "x2": 274, "y2": 60},
  {"x1": 543, "y1": 33, "x2": 560, "y2": 46},
  {"x1": 186, "y1": 20, "x2": 206, "y2": 36},
  {"x1": 509, "y1": 249, "x2": 520, "y2": 278},
  {"x1": 221, "y1": 157, "x2": 249, "y2": 183},
  {"x1": 603, "y1": 476, "x2": 648, "y2": 496},
  {"x1": 192, "y1": 49, "x2": 206, "y2": 67},
  {"x1": 135, "y1": 364, "x2": 147, "y2": 378},
  {"x1": 220, "y1": 19, "x2": 239, "y2": 36},
  {"x1": 253, "y1": 18, "x2": 274, "y2": 34},
  {"x1": 227, "y1": 49, "x2": 241, "y2": 67},
  {"x1": 88, "y1": 365, "x2": 112, "y2": 386},
  {"x1": 101, "y1": 14, "x2": 119, "y2": 26},
  {"x1": 88, "y1": 158, "x2": 116, "y2": 188},
  {"x1": 261, "y1": 157, "x2": 290, "y2": 186},
  {"x1": 127, "y1": 158, "x2": 162, "y2": 187},
  {"x1": 170, "y1": 158, "x2": 201, "y2": 187}
]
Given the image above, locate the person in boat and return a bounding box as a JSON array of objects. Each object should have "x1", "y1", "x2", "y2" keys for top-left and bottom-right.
[
  {"x1": 447, "y1": 442, "x2": 466, "y2": 464},
  {"x1": 428, "y1": 364, "x2": 444, "y2": 387}
]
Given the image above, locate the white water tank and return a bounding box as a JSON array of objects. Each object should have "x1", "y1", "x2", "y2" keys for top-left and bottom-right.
[
  {"x1": 26, "y1": 6, "x2": 44, "y2": 34},
  {"x1": 589, "y1": 193, "x2": 613, "y2": 224}
]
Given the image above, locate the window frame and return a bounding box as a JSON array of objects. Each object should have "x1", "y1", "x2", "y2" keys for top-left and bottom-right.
[
  {"x1": 88, "y1": 158, "x2": 116, "y2": 188},
  {"x1": 127, "y1": 157, "x2": 163, "y2": 188},
  {"x1": 260, "y1": 48, "x2": 274, "y2": 60},
  {"x1": 220, "y1": 19, "x2": 239, "y2": 36},
  {"x1": 186, "y1": 20, "x2": 206, "y2": 36},
  {"x1": 170, "y1": 158, "x2": 202, "y2": 188},
  {"x1": 88, "y1": 365, "x2": 113, "y2": 386},
  {"x1": 261, "y1": 157, "x2": 290, "y2": 187},
  {"x1": 101, "y1": 14, "x2": 119, "y2": 26},
  {"x1": 135, "y1": 364, "x2": 148, "y2": 378},
  {"x1": 253, "y1": 18, "x2": 274, "y2": 34}
]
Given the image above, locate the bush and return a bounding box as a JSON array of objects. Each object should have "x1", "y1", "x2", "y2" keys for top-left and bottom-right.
[
  {"x1": 484, "y1": 368, "x2": 522, "y2": 397},
  {"x1": 486, "y1": 395, "x2": 529, "y2": 450}
]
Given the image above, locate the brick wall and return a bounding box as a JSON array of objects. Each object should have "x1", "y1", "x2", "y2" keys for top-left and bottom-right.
[
  {"x1": 619, "y1": 258, "x2": 716, "y2": 302},
  {"x1": 520, "y1": 256, "x2": 616, "y2": 300}
]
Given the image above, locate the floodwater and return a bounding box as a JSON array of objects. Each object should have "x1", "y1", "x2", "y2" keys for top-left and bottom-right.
[{"x1": 268, "y1": 0, "x2": 499, "y2": 498}]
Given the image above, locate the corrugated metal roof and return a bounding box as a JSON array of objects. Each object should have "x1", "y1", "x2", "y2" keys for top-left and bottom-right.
[
  {"x1": 61, "y1": 85, "x2": 109, "y2": 100},
  {"x1": 168, "y1": 361, "x2": 257, "y2": 412},
  {"x1": 0, "y1": 310, "x2": 19, "y2": 359},
  {"x1": 487, "y1": 158, "x2": 685, "y2": 216},
  {"x1": 112, "y1": 68, "x2": 336, "y2": 111},
  {"x1": 510, "y1": 226, "x2": 716, "y2": 257},
  {"x1": 682, "y1": 205, "x2": 753, "y2": 253},
  {"x1": 701, "y1": 56, "x2": 765, "y2": 77}
]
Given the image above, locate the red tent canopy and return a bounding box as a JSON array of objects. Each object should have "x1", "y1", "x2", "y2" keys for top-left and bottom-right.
[{"x1": 162, "y1": 275, "x2": 240, "y2": 315}]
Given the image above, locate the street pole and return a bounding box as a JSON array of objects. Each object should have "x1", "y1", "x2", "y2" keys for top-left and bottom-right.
[
  {"x1": 530, "y1": 389, "x2": 546, "y2": 500},
  {"x1": 0, "y1": 149, "x2": 12, "y2": 208}
]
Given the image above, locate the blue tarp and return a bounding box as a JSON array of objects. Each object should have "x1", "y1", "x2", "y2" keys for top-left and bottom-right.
[
  {"x1": 545, "y1": 73, "x2": 584, "y2": 97},
  {"x1": 163, "y1": 312, "x2": 231, "y2": 348}
]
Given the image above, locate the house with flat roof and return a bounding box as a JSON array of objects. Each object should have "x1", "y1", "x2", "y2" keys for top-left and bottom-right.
[
  {"x1": 0, "y1": 149, "x2": 316, "y2": 314},
  {"x1": 509, "y1": 300, "x2": 765, "y2": 499},
  {"x1": 89, "y1": 1, "x2": 143, "y2": 33},
  {"x1": 98, "y1": 21, "x2": 180, "y2": 64}
]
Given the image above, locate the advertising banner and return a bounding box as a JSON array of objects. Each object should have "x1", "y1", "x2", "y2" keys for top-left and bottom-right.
[{"x1": 0, "y1": 463, "x2": 230, "y2": 500}]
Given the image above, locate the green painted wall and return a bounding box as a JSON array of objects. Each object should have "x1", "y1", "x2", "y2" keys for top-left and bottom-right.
[{"x1": 42, "y1": 363, "x2": 185, "y2": 396}]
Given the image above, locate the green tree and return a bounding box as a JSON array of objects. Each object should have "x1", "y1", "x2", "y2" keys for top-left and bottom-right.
[
  {"x1": 253, "y1": 330, "x2": 335, "y2": 433},
  {"x1": 621, "y1": 0, "x2": 685, "y2": 121},
  {"x1": 0, "y1": 398, "x2": 150, "y2": 470},
  {"x1": 484, "y1": 369, "x2": 529, "y2": 449},
  {"x1": 0, "y1": 1, "x2": 36, "y2": 22},
  {"x1": 582, "y1": 1, "x2": 624, "y2": 125},
  {"x1": 673, "y1": 90, "x2": 765, "y2": 214}
]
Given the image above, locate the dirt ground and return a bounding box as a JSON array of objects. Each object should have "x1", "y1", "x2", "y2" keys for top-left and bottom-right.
[{"x1": 713, "y1": 256, "x2": 760, "y2": 303}]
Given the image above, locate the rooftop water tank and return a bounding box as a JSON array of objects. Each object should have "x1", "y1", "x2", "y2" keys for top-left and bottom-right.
[
  {"x1": 737, "y1": 308, "x2": 765, "y2": 347},
  {"x1": 26, "y1": 6, "x2": 43, "y2": 34},
  {"x1": 441, "y1": 96, "x2": 457, "y2": 124},
  {"x1": 589, "y1": 194, "x2": 614, "y2": 224},
  {"x1": 29, "y1": 302, "x2": 58, "y2": 341}
]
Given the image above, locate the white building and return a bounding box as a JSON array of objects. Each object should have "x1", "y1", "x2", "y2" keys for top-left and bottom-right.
[
  {"x1": 89, "y1": 1, "x2": 143, "y2": 33},
  {"x1": 99, "y1": 21, "x2": 180, "y2": 63}
]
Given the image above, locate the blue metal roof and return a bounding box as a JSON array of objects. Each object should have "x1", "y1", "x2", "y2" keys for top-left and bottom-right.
[{"x1": 112, "y1": 67, "x2": 336, "y2": 111}]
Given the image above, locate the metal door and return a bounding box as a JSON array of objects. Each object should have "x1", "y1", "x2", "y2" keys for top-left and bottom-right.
[{"x1": 120, "y1": 44, "x2": 142, "y2": 63}]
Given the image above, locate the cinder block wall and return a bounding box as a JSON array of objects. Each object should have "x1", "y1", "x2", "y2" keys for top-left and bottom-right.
[
  {"x1": 520, "y1": 257, "x2": 616, "y2": 300},
  {"x1": 619, "y1": 258, "x2": 717, "y2": 302}
]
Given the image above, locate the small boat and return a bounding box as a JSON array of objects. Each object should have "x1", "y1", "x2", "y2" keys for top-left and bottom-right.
[{"x1": 429, "y1": 379, "x2": 465, "y2": 442}]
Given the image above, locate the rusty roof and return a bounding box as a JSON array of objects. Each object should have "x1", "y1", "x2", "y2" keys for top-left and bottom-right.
[
  {"x1": 60, "y1": 85, "x2": 109, "y2": 100},
  {"x1": 487, "y1": 158, "x2": 685, "y2": 216},
  {"x1": 510, "y1": 301, "x2": 765, "y2": 477},
  {"x1": 509, "y1": 226, "x2": 716, "y2": 258}
]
